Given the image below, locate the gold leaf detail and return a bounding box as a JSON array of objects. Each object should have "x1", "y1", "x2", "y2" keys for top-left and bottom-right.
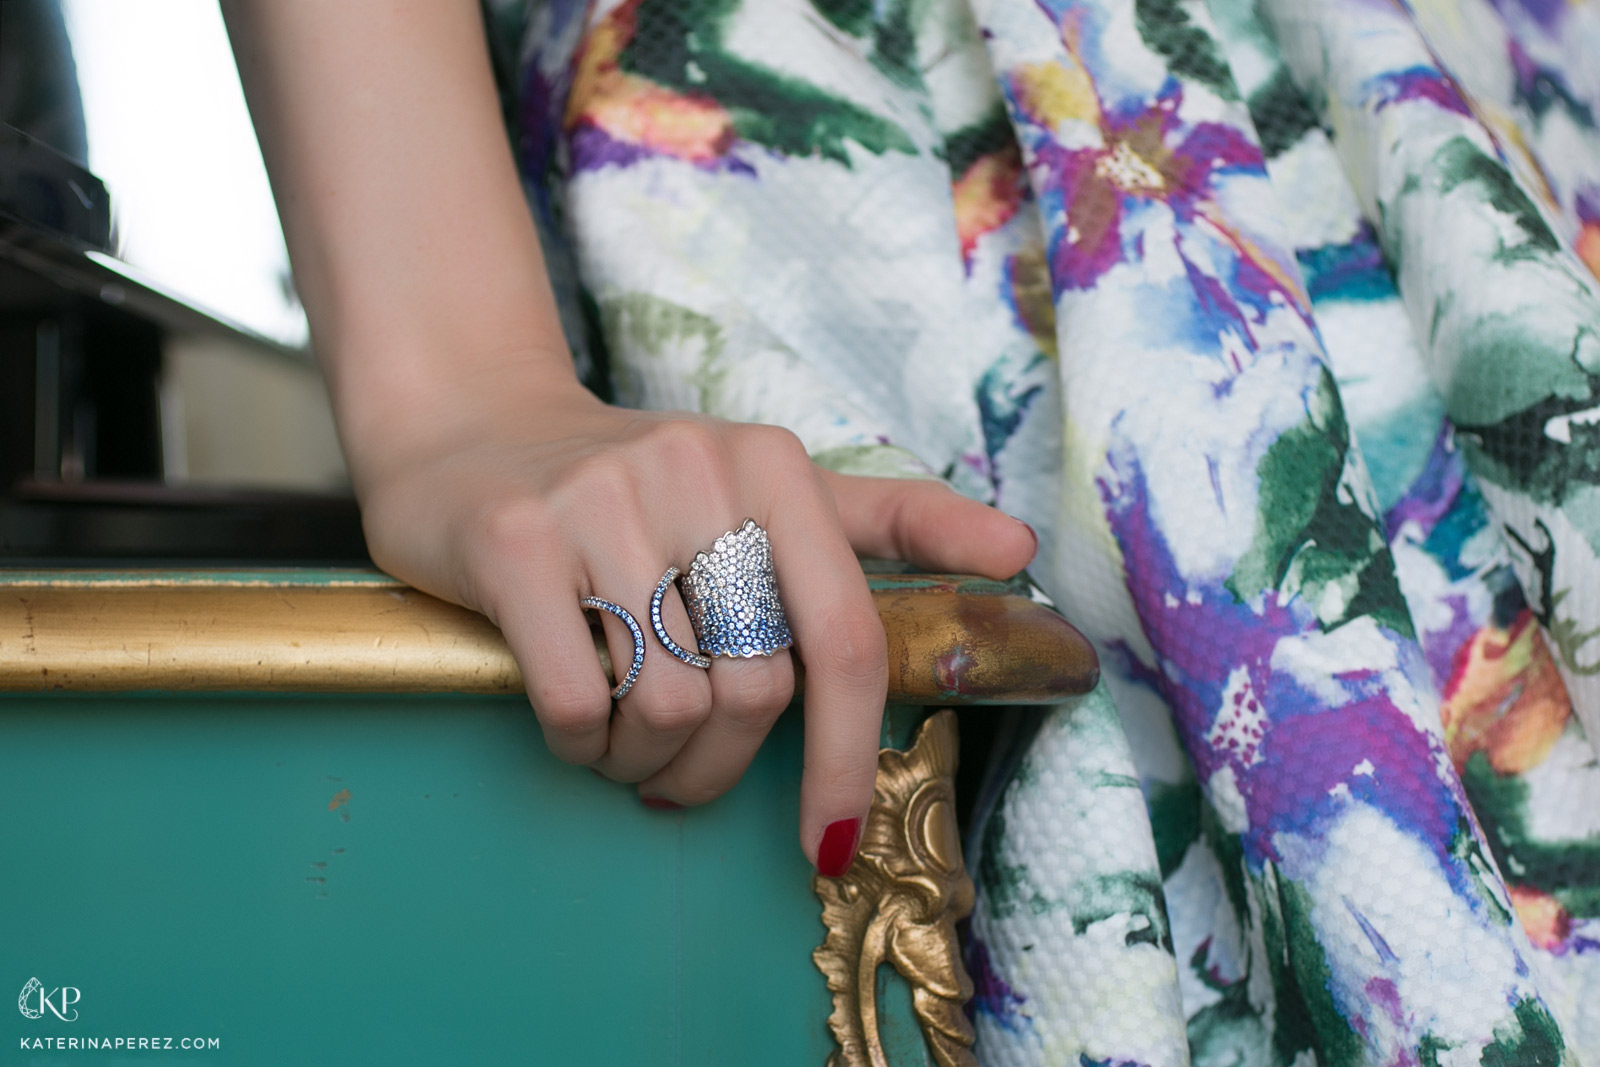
[{"x1": 812, "y1": 710, "x2": 977, "y2": 1067}]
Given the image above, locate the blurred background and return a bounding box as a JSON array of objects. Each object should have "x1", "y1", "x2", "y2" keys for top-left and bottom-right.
[{"x1": 1, "y1": 0, "x2": 364, "y2": 561}]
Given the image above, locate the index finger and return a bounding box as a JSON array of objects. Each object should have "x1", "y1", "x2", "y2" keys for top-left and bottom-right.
[{"x1": 763, "y1": 470, "x2": 887, "y2": 876}]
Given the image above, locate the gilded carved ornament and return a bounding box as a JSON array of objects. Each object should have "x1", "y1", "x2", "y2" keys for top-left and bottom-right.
[{"x1": 813, "y1": 709, "x2": 978, "y2": 1067}]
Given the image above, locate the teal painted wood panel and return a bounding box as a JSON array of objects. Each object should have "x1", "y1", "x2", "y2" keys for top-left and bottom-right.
[{"x1": 0, "y1": 694, "x2": 878, "y2": 1065}]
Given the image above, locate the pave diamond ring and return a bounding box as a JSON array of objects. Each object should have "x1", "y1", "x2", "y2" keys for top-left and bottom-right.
[
  {"x1": 650, "y1": 567, "x2": 712, "y2": 668},
  {"x1": 678, "y1": 519, "x2": 794, "y2": 659},
  {"x1": 580, "y1": 596, "x2": 645, "y2": 700}
]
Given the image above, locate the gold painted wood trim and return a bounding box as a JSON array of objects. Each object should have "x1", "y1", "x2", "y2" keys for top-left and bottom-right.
[
  {"x1": 2, "y1": 583, "x2": 520, "y2": 693},
  {"x1": 813, "y1": 710, "x2": 977, "y2": 1067},
  {"x1": 0, "y1": 572, "x2": 1096, "y2": 698}
]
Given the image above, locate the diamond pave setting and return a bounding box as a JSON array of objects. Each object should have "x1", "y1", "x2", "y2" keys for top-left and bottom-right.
[
  {"x1": 679, "y1": 519, "x2": 793, "y2": 659},
  {"x1": 651, "y1": 567, "x2": 712, "y2": 669},
  {"x1": 579, "y1": 596, "x2": 645, "y2": 700}
]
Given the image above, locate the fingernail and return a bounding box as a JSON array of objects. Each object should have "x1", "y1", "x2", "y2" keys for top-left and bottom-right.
[
  {"x1": 588, "y1": 767, "x2": 607, "y2": 779},
  {"x1": 1018, "y1": 519, "x2": 1038, "y2": 559},
  {"x1": 817, "y1": 817, "x2": 863, "y2": 877},
  {"x1": 640, "y1": 796, "x2": 683, "y2": 811}
]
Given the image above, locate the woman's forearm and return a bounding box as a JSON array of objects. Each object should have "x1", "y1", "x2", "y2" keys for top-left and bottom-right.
[
  {"x1": 218, "y1": 2, "x2": 1038, "y2": 873},
  {"x1": 221, "y1": 0, "x2": 579, "y2": 474}
]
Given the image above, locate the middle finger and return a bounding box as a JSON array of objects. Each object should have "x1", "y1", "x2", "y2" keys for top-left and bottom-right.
[
  {"x1": 589, "y1": 554, "x2": 715, "y2": 783},
  {"x1": 638, "y1": 646, "x2": 796, "y2": 806}
]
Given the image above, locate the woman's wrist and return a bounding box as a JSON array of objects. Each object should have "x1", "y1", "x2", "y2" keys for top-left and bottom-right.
[
  {"x1": 223, "y1": 0, "x2": 584, "y2": 488},
  {"x1": 325, "y1": 328, "x2": 594, "y2": 494}
]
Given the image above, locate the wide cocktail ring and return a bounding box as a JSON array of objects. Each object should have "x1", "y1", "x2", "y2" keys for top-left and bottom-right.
[
  {"x1": 580, "y1": 596, "x2": 645, "y2": 700},
  {"x1": 676, "y1": 519, "x2": 794, "y2": 660}
]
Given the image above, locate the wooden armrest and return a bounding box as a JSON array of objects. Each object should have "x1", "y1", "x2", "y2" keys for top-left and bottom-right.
[{"x1": 0, "y1": 569, "x2": 1097, "y2": 701}]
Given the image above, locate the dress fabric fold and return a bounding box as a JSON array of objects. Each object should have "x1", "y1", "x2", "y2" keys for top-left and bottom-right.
[{"x1": 488, "y1": 0, "x2": 1600, "y2": 1062}]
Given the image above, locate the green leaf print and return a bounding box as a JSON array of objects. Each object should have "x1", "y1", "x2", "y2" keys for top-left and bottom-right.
[
  {"x1": 1067, "y1": 871, "x2": 1174, "y2": 951},
  {"x1": 1148, "y1": 777, "x2": 1203, "y2": 880},
  {"x1": 1454, "y1": 380, "x2": 1600, "y2": 508},
  {"x1": 1419, "y1": 999, "x2": 1569, "y2": 1067},
  {"x1": 868, "y1": 0, "x2": 922, "y2": 90},
  {"x1": 1461, "y1": 751, "x2": 1600, "y2": 917},
  {"x1": 810, "y1": 443, "x2": 941, "y2": 479},
  {"x1": 1188, "y1": 978, "x2": 1275, "y2": 1067},
  {"x1": 1264, "y1": 874, "x2": 1367, "y2": 1067},
  {"x1": 1418, "y1": 1033, "x2": 1453, "y2": 1067},
  {"x1": 1134, "y1": 0, "x2": 1240, "y2": 101},
  {"x1": 943, "y1": 104, "x2": 1015, "y2": 177},
  {"x1": 1430, "y1": 137, "x2": 1561, "y2": 260},
  {"x1": 1503, "y1": 522, "x2": 1600, "y2": 676},
  {"x1": 812, "y1": 0, "x2": 874, "y2": 36},
  {"x1": 980, "y1": 810, "x2": 1173, "y2": 937},
  {"x1": 1545, "y1": 589, "x2": 1600, "y2": 677},
  {"x1": 1247, "y1": 66, "x2": 1321, "y2": 159},
  {"x1": 811, "y1": 0, "x2": 922, "y2": 89},
  {"x1": 1201, "y1": 796, "x2": 1251, "y2": 920},
  {"x1": 1480, "y1": 998, "x2": 1568, "y2": 1067},
  {"x1": 602, "y1": 294, "x2": 723, "y2": 358},
  {"x1": 621, "y1": 0, "x2": 917, "y2": 163},
  {"x1": 1450, "y1": 817, "x2": 1515, "y2": 928},
  {"x1": 599, "y1": 293, "x2": 725, "y2": 405},
  {"x1": 977, "y1": 802, "x2": 1032, "y2": 920},
  {"x1": 1227, "y1": 367, "x2": 1415, "y2": 638}
]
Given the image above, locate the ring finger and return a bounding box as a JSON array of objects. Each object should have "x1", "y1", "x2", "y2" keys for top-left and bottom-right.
[
  {"x1": 636, "y1": 517, "x2": 798, "y2": 804},
  {"x1": 638, "y1": 648, "x2": 796, "y2": 806},
  {"x1": 588, "y1": 559, "x2": 715, "y2": 783}
]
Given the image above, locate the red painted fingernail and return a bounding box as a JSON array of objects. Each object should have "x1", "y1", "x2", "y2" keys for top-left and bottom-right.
[
  {"x1": 640, "y1": 796, "x2": 683, "y2": 811},
  {"x1": 817, "y1": 817, "x2": 862, "y2": 877}
]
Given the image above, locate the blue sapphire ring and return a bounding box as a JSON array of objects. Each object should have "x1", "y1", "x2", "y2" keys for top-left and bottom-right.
[
  {"x1": 650, "y1": 568, "x2": 712, "y2": 669},
  {"x1": 580, "y1": 596, "x2": 645, "y2": 700},
  {"x1": 678, "y1": 519, "x2": 794, "y2": 660}
]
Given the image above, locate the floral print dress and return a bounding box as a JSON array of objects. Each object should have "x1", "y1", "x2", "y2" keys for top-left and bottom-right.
[{"x1": 484, "y1": 0, "x2": 1600, "y2": 1063}]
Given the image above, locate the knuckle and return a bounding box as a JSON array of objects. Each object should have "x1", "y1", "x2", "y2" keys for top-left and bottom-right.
[
  {"x1": 748, "y1": 424, "x2": 813, "y2": 474},
  {"x1": 529, "y1": 680, "x2": 611, "y2": 736},
  {"x1": 630, "y1": 676, "x2": 713, "y2": 734},
  {"x1": 646, "y1": 420, "x2": 729, "y2": 474},
  {"x1": 459, "y1": 501, "x2": 564, "y2": 623},
  {"x1": 559, "y1": 453, "x2": 639, "y2": 515},
  {"x1": 717, "y1": 664, "x2": 795, "y2": 727},
  {"x1": 646, "y1": 423, "x2": 736, "y2": 510},
  {"x1": 474, "y1": 498, "x2": 552, "y2": 559},
  {"x1": 804, "y1": 610, "x2": 888, "y2": 688}
]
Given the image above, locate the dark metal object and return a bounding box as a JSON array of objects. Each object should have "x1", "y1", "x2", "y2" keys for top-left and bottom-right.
[
  {"x1": 0, "y1": 123, "x2": 110, "y2": 250},
  {"x1": 0, "y1": 0, "x2": 305, "y2": 350},
  {"x1": 1, "y1": 1, "x2": 326, "y2": 556},
  {"x1": 0, "y1": 481, "x2": 370, "y2": 565}
]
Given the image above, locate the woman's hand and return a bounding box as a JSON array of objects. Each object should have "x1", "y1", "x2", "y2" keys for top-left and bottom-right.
[
  {"x1": 349, "y1": 369, "x2": 1036, "y2": 872},
  {"x1": 223, "y1": 0, "x2": 1033, "y2": 872}
]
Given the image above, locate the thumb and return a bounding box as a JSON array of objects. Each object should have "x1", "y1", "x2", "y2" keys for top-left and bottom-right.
[{"x1": 819, "y1": 470, "x2": 1037, "y2": 578}]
